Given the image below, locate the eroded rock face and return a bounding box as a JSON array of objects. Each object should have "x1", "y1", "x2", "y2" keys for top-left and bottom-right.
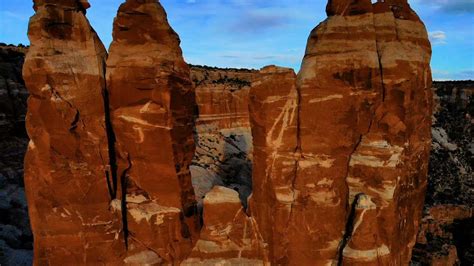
[
  {"x1": 22, "y1": 0, "x2": 122, "y2": 264},
  {"x1": 19, "y1": 0, "x2": 438, "y2": 264},
  {"x1": 183, "y1": 186, "x2": 266, "y2": 264},
  {"x1": 106, "y1": 0, "x2": 198, "y2": 262},
  {"x1": 249, "y1": 66, "x2": 299, "y2": 264},
  {"x1": 249, "y1": 0, "x2": 432, "y2": 264}
]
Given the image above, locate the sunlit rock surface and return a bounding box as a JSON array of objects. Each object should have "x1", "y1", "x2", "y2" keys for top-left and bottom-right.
[
  {"x1": 248, "y1": 65, "x2": 299, "y2": 264},
  {"x1": 183, "y1": 186, "x2": 266, "y2": 264},
  {"x1": 22, "y1": 0, "x2": 121, "y2": 264},
  {"x1": 106, "y1": 0, "x2": 198, "y2": 263},
  {"x1": 13, "y1": 0, "x2": 466, "y2": 265}
]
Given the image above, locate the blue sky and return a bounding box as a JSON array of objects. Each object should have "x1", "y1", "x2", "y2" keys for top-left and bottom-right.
[{"x1": 1, "y1": 0, "x2": 473, "y2": 80}]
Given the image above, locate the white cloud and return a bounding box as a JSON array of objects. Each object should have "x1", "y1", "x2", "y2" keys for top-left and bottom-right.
[
  {"x1": 432, "y1": 69, "x2": 474, "y2": 81},
  {"x1": 414, "y1": 0, "x2": 474, "y2": 14},
  {"x1": 429, "y1": 31, "x2": 447, "y2": 45}
]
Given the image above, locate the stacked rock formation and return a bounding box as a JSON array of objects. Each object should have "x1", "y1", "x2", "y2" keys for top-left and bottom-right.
[
  {"x1": 22, "y1": 0, "x2": 121, "y2": 264},
  {"x1": 21, "y1": 0, "x2": 435, "y2": 265},
  {"x1": 183, "y1": 186, "x2": 266, "y2": 264},
  {"x1": 106, "y1": 0, "x2": 198, "y2": 262},
  {"x1": 250, "y1": 0, "x2": 432, "y2": 264}
]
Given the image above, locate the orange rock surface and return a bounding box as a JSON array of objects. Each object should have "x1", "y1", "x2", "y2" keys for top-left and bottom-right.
[
  {"x1": 22, "y1": 0, "x2": 122, "y2": 264},
  {"x1": 106, "y1": 0, "x2": 198, "y2": 262},
  {"x1": 249, "y1": 66, "x2": 299, "y2": 264},
  {"x1": 22, "y1": 0, "x2": 433, "y2": 264},
  {"x1": 250, "y1": 0, "x2": 432, "y2": 264}
]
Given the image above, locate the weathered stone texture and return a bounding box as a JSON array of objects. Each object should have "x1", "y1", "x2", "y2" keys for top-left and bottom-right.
[
  {"x1": 106, "y1": 0, "x2": 198, "y2": 262},
  {"x1": 183, "y1": 186, "x2": 266, "y2": 264},
  {"x1": 22, "y1": 0, "x2": 122, "y2": 264},
  {"x1": 18, "y1": 0, "x2": 440, "y2": 265},
  {"x1": 0, "y1": 45, "x2": 28, "y2": 136},
  {"x1": 249, "y1": 66, "x2": 299, "y2": 264},
  {"x1": 249, "y1": 0, "x2": 433, "y2": 264}
]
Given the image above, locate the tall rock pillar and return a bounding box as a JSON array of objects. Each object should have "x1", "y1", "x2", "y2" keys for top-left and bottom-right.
[
  {"x1": 251, "y1": 0, "x2": 432, "y2": 265},
  {"x1": 249, "y1": 66, "x2": 299, "y2": 264},
  {"x1": 22, "y1": 0, "x2": 122, "y2": 264},
  {"x1": 106, "y1": 0, "x2": 198, "y2": 263},
  {"x1": 343, "y1": 1, "x2": 433, "y2": 264},
  {"x1": 295, "y1": 1, "x2": 381, "y2": 264}
]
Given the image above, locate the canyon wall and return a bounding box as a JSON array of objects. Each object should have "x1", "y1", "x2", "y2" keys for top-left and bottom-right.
[
  {"x1": 14, "y1": 0, "x2": 462, "y2": 265},
  {"x1": 190, "y1": 66, "x2": 257, "y2": 204}
]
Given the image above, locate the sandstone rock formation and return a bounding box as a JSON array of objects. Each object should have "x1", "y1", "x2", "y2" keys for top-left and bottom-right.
[
  {"x1": 248, "y1": 65, "x2": 299, "y2": 264},
  {"x1": 250, "y1": 0, "x2": 433, "y2": 264},
  {"x1": 183, "y1": 186, "x2": 266, "y2": 264},
  {"x1": 22, "y1": 0, "x2": 121, "y2": 264},
  {"x1": 106, "y1": 0, "x2": 198, "y2": 262},
  {"x1": 414, "y1": 205, "x2": 472, "y2": 265},
  {"x1": 17, "y1": 0, "x2": 445, "y2": 265}
]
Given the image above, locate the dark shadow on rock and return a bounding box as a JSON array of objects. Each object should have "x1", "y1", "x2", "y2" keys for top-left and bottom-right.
[{"x1": 216, "y1": 133, "x2": 253, "y2": 209}]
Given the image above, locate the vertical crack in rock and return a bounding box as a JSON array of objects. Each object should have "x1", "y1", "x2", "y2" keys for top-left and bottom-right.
[
  {"x1": 106, "y1": 0, "x2": 198, "y2": 262},
  {"x1": 337, "y1": 193, "x2": 363, "y2": 266},
  {"x1": 120, "y1": 155, "x2": 132, "y2": 249},
  {"x1": 102, "y1": 87, "x2": 118, "y2": 200},
  {"x1": 69, "y1": 110, "x2": 80, "y2": 131},
  {"x1": 285, "y1": 66, "x2": 303, "y2": 258},
  {"x1": 23, "y1": 0, "x2": 122, "y2": 263}
]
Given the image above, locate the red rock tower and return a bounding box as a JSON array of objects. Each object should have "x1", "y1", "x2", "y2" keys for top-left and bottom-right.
[
  {"x1": 22, "y1": 0, "x2": 123, "y2": 264},
  {"x1": 106, "y1": 0, "x2": 198, "y2": 263},
  {"x1": 250, "y1": 0, "x2": 432, "y2": 264}
]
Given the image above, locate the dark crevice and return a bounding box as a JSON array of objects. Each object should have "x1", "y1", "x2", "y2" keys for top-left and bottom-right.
[
  {"x1": 69, "y1": 110, "x2": 80, "y2": 131},
  {"x1": 376, "y1": 50, "x2": 386, "y2": 101},
  {"x1": 337, "y1": 193, "x2": 364, "y2": 266},
  {"x1": 121, "y1": 155, "x2": 132, "y2": 250},
  {"x1": 102, "y1": 88, "x2": 118, "y2": 200}
]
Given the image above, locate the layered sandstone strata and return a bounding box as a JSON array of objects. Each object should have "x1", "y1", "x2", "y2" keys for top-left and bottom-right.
[
  {"x1": 190, "y1": 66, "x2": 258, "y2": 203},
  {"x1": 183, "y1": 186, "x2": 266, "y2": 264},
  {"x1": 250, "y1": 0, "x2": 433, "y2": 264},
  {"x1": 343, "y1": 1, "x2": 432, "y2": 264},
  {"x1": 249, "y1": 66, "x2": 299, "y2": 264},
  {"x1": 22, "y1": 0, "x2": 123, "y2": 264},
  {"x1": 106, "y1": 0, "x2": 198, "y2": 262}
]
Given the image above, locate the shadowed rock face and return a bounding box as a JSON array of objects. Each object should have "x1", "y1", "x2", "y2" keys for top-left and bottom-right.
[
  {"x1": 106, "y1": 0, "x2": 198, "y2": 262},
  {"x1": 190, "y1": 66, "x2": 257, "y2": 205},
  {"x1": 22, "y1": 0, "x2": 124, "y2": 264}
]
